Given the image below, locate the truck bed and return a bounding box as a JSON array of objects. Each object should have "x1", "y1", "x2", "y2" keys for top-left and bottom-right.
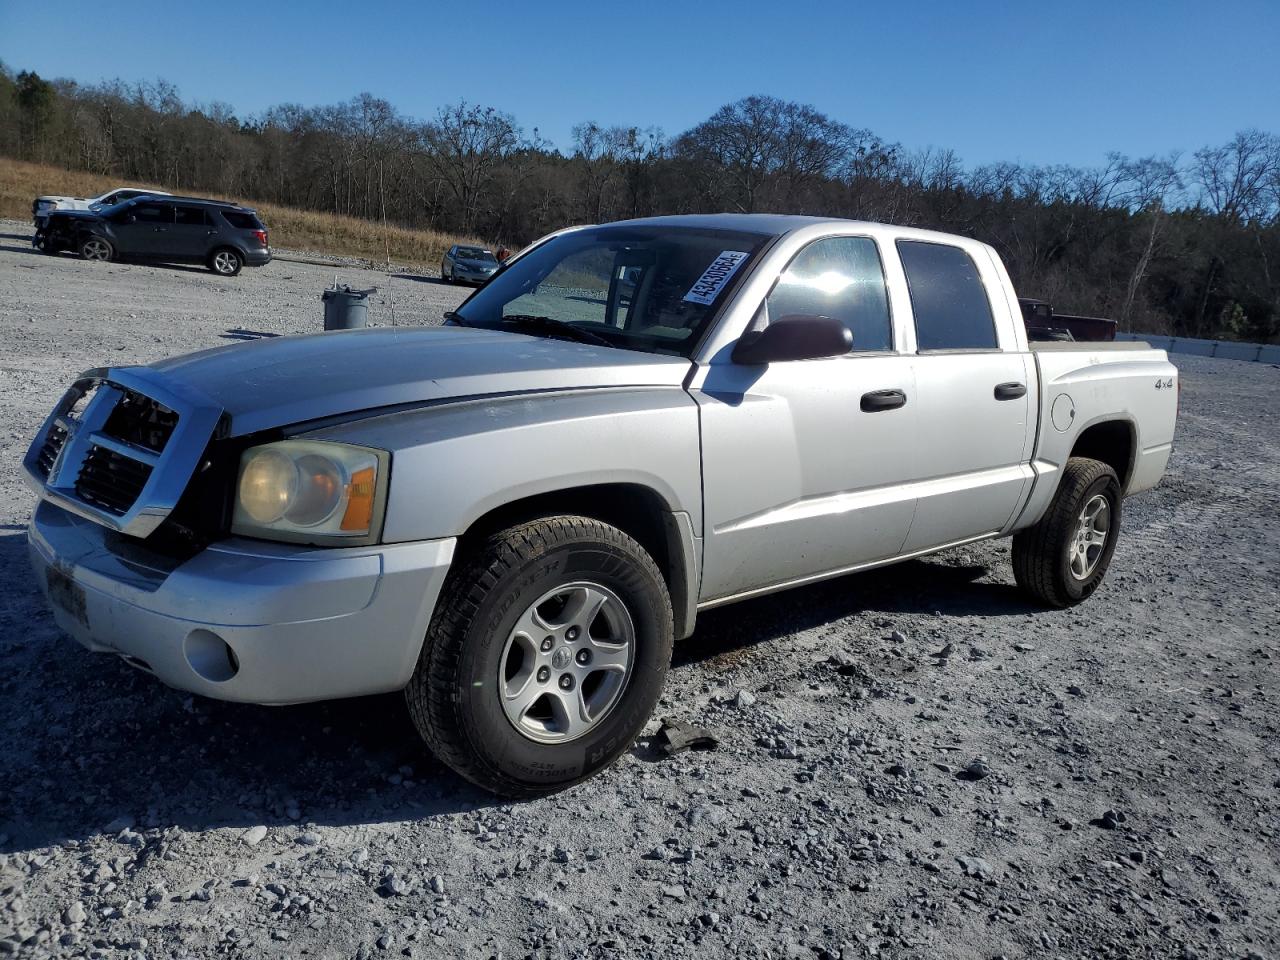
[{"x1": 1029, "y1": 340, "x2": 1151, "y2": 352}]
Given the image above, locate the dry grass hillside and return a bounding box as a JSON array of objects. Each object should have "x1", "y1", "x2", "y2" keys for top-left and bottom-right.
[{"x1": 0, "y1": 159, "x2": 480, "y2": 269}]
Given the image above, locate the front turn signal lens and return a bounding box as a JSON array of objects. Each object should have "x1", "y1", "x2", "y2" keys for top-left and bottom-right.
[{"x1": 341, "y1": 466, "x2": 377, "y2": 531}]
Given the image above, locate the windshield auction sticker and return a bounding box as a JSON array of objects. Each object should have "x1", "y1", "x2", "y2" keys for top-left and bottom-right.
[{"x1": 683, "y1": 251, "x2": 750, "y2": 305}]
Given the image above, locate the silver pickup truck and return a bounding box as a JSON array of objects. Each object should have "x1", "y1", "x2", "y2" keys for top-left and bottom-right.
[{"x1": 24, "y1": 214, "x2": 1178, "y2": 797}]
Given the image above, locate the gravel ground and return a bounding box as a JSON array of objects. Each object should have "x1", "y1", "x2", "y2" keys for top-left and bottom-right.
[{"x1": 1, "y1": 219, "x2": 1278, "y2": 960}]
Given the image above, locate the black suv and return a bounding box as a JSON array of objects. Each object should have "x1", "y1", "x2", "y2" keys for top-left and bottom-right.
[{"x1": 35, "y1": 195, "x2": 271, "y2": 276}]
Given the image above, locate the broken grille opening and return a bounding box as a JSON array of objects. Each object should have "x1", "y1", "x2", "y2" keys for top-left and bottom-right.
[
  {"x1": 75, "y1": 446, "x2": 154, "y2": 516},
  {"x1": 35, "y1": 423, "x2": 69, "y2": 478},
  {"x1": 102, "y1": 389, "x2": 179, "y2": 453}
]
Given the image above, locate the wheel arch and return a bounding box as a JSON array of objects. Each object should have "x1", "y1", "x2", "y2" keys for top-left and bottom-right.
[
  {"x1": 209, "y1": 244, "x2": 244, "y2": 261},
  {"x1": 455, "y1": 482, "x2": 699, "y2": 639},
  {"x1": 1068, "y1": 418, "x2": 1136, "y2": 490}
]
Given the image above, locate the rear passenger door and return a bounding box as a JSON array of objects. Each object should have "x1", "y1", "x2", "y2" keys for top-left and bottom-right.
[
  {"x1": 896, "y1": 240, "x2": 1034, "y2": 552},
  {"x1": 171, "y1": 205, "x2": 214, "y2": 258}
]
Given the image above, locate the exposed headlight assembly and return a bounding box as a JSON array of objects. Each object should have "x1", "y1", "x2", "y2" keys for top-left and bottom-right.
[{"x1": 232, "y1": 440, "x2": 389, "y2": 545}]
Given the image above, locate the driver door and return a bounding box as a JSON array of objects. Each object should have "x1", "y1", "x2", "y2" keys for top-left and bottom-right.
[
  {"x1": 694, "y1": 235, "x2": 919, "y2": 602},
  {"x1": 111, "y1": 202, "x2": 172, "y2": 255}
]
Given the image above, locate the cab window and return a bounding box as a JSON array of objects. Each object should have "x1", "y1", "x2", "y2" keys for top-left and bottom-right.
[
  {"x1": 765, "y1": 236, "x2": 892, "y2": 351},
  {"x1": 897, "y1": 241, "x2": 998, "y2": 351}
]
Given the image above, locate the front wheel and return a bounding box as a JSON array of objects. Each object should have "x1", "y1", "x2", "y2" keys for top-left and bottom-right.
[
  {"x1": 209, "y1": 248, "x2": 243, "y2": 276},
  {"x1": 405, "y1": 516, "x2": 674, "y2": 798},
  {"x1": 80, "y1": 236, "x2": 113, "y2": 262},
  {"x1": 1012, "y1": 457, "x2": 1122, "y2": 607}
]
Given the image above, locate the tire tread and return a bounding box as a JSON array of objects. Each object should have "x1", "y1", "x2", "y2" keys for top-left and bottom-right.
[
  {"x1": 1012, "y1": 456, "x2": 1117, "y2": 608},
  {"x1": 405, "y1": 515, "x2": 671, "y2": 798}
]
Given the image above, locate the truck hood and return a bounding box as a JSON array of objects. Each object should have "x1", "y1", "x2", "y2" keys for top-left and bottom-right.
[{"x1": 146, "y1": 325, "x2": 692, "y2": 436}]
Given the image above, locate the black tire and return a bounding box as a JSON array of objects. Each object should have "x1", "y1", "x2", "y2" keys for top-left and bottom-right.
[
  {"x1": 405, "y1": 516, "x2": 674, "y2": 798},
  {"x1": 209, "y1": 248, "x2": 243, "y2": 276},
  {"x1": 79, "y1": 236, "x2": 113, "y2": 262},
  {"x1": 1012, "y1": 456, "x2": 1122, "y2": 608}
]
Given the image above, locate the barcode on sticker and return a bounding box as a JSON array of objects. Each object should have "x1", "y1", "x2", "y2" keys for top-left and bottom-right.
[{"x1": 683, "y1": 251, "x2": 750, "y2": 305}]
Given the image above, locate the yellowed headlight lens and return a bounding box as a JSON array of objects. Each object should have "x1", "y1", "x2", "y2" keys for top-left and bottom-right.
[
  {"x1": 286, "y1": 454, "x2": 345, "y2": 526},
  {"x1": 238, "y1": 448, "x2": 297, "y2": 524}
]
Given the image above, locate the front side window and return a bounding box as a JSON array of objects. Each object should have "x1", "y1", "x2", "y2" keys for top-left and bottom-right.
[
  {"x1": 129, "y1": 203, "x2": 172, "y2": 224},
  {"x1": 175, "y1": 206, "x2": 210, "y2": 226},
  {"x1": 897, "y1": 240, "x2": 998, "y2": 351},
  {"x1": 453, "y1": 226, "x2": 770, "y2": 357},
  {"x1": 765, "y1": 236, "x2": 892, "y2": 351}
]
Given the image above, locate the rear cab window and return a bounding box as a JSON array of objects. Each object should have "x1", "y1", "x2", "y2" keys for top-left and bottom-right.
[{"x1": 896, "y1": 240, "x2": 998, "y2": 351}]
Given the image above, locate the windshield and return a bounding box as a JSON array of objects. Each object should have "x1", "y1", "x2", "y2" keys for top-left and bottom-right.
[
  {"x1": 456, "y1": 246, "x2": 497, "y2": 262},
  {"x1": 453, "y1": 225, "x2": 770, "y2": 357}
]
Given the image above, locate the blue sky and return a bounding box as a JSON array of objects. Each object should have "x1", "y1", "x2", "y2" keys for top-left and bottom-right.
[{"x1": 2, "y1": 0, "x2": 1276, "y2": 168}]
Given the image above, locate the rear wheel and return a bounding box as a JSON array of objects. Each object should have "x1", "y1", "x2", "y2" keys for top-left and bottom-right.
[
  {"x1": 1012, "y1": 457, "x2": 1122, "y2": 607},
  {"x1": 79, "y1": 236, "x2": 113, "y2": 262},
  {"x1": 405, "y1": 516, "x2": 673, "y2": 798},
  {"x1": 209, "y1": 248, "x2": 243, "y2": 276}
]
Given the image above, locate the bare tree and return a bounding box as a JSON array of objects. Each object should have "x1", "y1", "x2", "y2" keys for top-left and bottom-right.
[
  {"x1": 423, "y1": 102, "x2": 520, "y2": 233},
  {"x1": 1119, "y1": 155, "x2": 1182, "y2": 330},
  {"x1": 1193, "y1": 130, "x2": 1278, "y2": 223}
]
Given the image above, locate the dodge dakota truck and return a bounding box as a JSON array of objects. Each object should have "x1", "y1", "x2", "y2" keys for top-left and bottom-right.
[{"x1": 24, "y1": 214, "x2": 1178, "y2": 797}]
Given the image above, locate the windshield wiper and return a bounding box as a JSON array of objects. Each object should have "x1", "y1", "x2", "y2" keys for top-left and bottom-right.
[{"x1": 499, "y1": 314, "x2": 613, "y2": 348}]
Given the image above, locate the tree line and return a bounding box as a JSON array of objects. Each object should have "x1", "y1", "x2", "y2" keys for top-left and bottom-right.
[{"x1": 2, "y1": 64, "x2": 1278, "y2": 342}]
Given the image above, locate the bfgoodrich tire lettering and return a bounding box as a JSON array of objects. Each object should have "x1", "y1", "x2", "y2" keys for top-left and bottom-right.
[
  {"x1": 1012, "y1": 456, "x2": 1122, "y2": 608},
  {"x1": 405, "y1": 516, "x2": 673, "y2": 798}
]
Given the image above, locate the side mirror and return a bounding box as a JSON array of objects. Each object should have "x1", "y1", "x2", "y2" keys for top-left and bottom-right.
[{"x1": 732, "y1": 315, "x2": 852, "y2": 365}]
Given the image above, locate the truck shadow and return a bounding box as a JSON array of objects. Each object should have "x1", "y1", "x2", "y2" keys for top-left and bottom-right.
[
  {"x1": 0, "y1": 530, "x2": 501, "y2": 855},
  {"x1": 675, "y1": 552, "x2": 1036, "y2": 668},
  {"x1": 0, "y1": 530, "x2": 1033, "y2": 855}
]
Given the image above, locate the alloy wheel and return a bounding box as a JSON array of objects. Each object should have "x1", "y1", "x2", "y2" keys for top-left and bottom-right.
[
  {"x1": 82, "y1": 239, "x2": 110, "y2": 261},
  {"x1": 1068, "y1": 493, "x2": 1110, "y2": 580},
  {"x1": 498, "y1": 581, "x2": 635, "y2": 743}
]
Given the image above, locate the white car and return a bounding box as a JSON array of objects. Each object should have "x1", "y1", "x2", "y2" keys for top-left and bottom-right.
[{"x1": 31, "y1": 187, "x2": 171, "y2": 228}]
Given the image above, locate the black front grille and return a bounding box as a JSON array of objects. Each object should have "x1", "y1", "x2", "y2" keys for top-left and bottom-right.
[
  {"x1": 102, "y1": 389, "x2": 179, "y2": 453},
  {"x1": 36, "y1": 423, "x2": 69, "y2": 477},
  {"x1": 75, "y1": 446, "x2": 154, "y2": 516}
]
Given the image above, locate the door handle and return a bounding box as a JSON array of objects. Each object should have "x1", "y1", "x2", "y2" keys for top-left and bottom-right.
[
  {"x1": 994, "y1": 382, "x2": 1027, "y2": 400},
  {"x1": 861, "y1": 388, "x2": 907, "y2": 412}
]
